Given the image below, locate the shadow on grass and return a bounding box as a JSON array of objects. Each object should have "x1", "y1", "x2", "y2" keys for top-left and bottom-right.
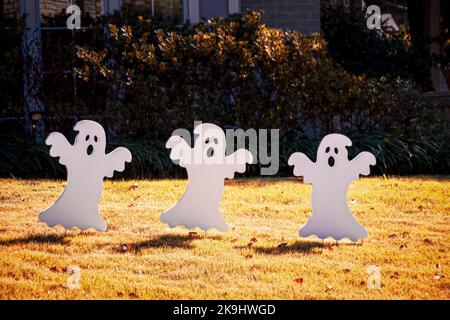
[
  {"x1": 242, "y1": 241, "x2": 324, "y2": 255},
  {"x1": 132, "y1": 233, "x2": 223, "y2": 252},
  {"x1": 0, "y1": 233, "x2": 70, "y2": 246},
  {"x1": 242, "y1": 239, "x2": 363, "y2": 255}
]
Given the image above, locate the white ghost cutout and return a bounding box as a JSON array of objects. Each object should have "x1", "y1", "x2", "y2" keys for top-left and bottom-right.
[
  {"x1": 39, "y1": 120, "x2": 132, "y2": 231},
  {"x1": 161, "y1": 123, "x2": 253, "y2": 232},
  {"x1": 288, "y1": 133, "x2": 376, "y2": 242}
]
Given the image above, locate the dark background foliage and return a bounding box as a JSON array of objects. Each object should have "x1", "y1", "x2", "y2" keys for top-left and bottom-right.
[
  {"x1": 0, "y1": 16, "x2": 23, "y2": 116},
  {"x1": 0, "y1": 10, "x2": 448, "y2": 178}
]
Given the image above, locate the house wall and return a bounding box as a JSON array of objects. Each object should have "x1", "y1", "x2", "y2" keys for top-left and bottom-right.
[
  {"x1": 3, "y1": 0, "x2": 321, "y2": 35},
  {"x1": 40, "y1": 0, "x2": 102, "y2": 17},
  {"x1": 200, "y1": 0, "x2": 228, "y2": 18},
  {"x1": 241, "y1": 0, "x2": 320, "y2": 35}
]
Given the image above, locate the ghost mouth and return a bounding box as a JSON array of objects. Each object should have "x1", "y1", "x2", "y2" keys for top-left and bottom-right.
[
  {"x1": 206, "y1": 147, "x2": 215, "y2": 158},
  {"x1": 328, "y1": 156, "x2": 335, "y2": 167},
  {"x1": 86, "y1": 144, "x2": 94, "y2": 156}
]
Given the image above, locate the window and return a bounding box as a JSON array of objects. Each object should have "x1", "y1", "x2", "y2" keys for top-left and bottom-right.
[
  {"x1": 123, "y1": 0, "x2": 184, "y2": 25},
  {"x1": 40, "y1": 0, "x2": 102, "y2": 20}
]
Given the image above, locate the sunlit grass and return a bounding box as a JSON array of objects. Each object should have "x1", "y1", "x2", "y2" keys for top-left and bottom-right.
[{"x1": 0, "y1": 177, "x2": 449, "y2": 299}]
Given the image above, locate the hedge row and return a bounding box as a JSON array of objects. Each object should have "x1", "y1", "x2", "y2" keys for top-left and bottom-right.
[
  {"x1": 0, "y1": 11, "x2": 448, "y2": 177},
  {"x1": 72, "y1": 11, "x2": 439, "y2": 141}
]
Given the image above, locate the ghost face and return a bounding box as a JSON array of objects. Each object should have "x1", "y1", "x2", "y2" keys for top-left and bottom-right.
[
  {"x1": 193, "y1": 124, "x2": 226, "y2": 164},
  {"x1": 73, "y1": 120, "x2": 106, "y2": 158},
  {"x1": 317, "y1": 134, "x2": 351, "y2": 168}
]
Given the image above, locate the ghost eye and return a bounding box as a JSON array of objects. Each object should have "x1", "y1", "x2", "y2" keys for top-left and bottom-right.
[
  {"x1": 334, "y1": 147, "x2": 338, "y2": 154},
  {"x1": 325, "y1": 147, "x2": 330, "y2": 153},
  {"x1": 85, "y1": 135, "x2": 90, "y2": 141},
  {"x1": 94, "y1": 136, "x2": 98, "y2": 143},
  {"x1": 214, "y1": 138, "x2": 218, "y2": 144}
]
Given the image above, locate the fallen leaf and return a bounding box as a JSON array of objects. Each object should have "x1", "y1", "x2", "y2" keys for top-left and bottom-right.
[
  {"x1": 342, "y1": 268, "x2": 351, "y2": 273},
  {"x1": 417, "y1": 205, "x2": 424, "y2": 210},
  {"x1": 247, "y1": 242, "x2": 253, "y2": 248},
  {"x1": 128, "y1": 292, "x2": 139, "y2": 299},
  {"x1": 230, "y1": 238, "x2": 238, "y2": 243},
  {"x1": 327, "y1": 246, "x2": 334, "y2": 251},
  {"x1": 423, "y1": 238, "x2": 433, "y2": 245},
  {"x1": 293, "y1": 278, "x2": 304, "y2": 284},
  {"x1": 250, "y1": 264, "x2": 261, "y2": 270},
  {"x1": 399, "y1": 244, "x2": 407, "y2": 249},
  {"x1": 402, "y1": 232, "x2": 410, "y2": 238},
  {"x1": 250, "y1": 237, "x2": 257, "y2": 243},
  {"x1": 127, "y1": 204, "x2": 135, "y2": 208},
  {"x1": 390, "y1": 272, "x2": 400, "y2": 279},
  {"x1": 245, "y1": 254, "x2": 253, "y2": 259},
  {"x1": 50, "y1": 266, "x2": 58, "y2": 273},
  {"x1": 388, "y1": 233, "x2": 397, "y2": 239},
  {"x1": 119, "y1": 244, "x2": 129, "y2": 252},
  {"x1": 188, "y1": 231, "x2": 197, "y2": 236},
  {"x1": 128, "y1": 184, "x2": 139, "y2": 190},
  {"x1": 360, "y1": 281, "x2": 366, "y2": 286}
]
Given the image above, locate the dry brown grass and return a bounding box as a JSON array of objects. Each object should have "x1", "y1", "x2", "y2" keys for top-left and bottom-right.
[{"x1": 0, "y1": 177, "x2": 449, "y2": 300}]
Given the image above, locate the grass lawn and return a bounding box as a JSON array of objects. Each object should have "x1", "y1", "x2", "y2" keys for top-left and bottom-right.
[{"x1": 0, "y1": 177, "x2": 449, "y2": 300}]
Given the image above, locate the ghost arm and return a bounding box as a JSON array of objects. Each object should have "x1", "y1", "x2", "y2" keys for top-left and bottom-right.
[
  {"x1": 349, "y1": 151, "x2": 376, "y2": 180},
  {"x1": 223, "y1": 149, "x2": 253, "y2": 179},
  {"x1": 166, "y1": 135, "x2": 193, "y2": 167},
  {"x1": 288, "y1": 152, "x2": 315, "y2": 182},
  {"x1": 45, "y1": 132, "x2": 74, "y2": 166},
  {"x1": 103, "y1": 147, "x2": 132, "y2": 178}
]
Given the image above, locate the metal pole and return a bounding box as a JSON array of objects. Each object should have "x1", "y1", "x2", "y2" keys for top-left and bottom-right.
[{"x1": 20, "y1": 0, "x2": 46, "y2": 143}]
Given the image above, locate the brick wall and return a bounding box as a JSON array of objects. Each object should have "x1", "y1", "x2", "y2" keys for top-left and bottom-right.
[
  {"x1": 40, "y1": 0, "x2": 102, "y2": 17},
  {"x1": 1, "y1": 0, "x2": 20, "y2": 17},
  {"x1": 241, "y1": 0, "x2": 320, "y2": 35}
]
